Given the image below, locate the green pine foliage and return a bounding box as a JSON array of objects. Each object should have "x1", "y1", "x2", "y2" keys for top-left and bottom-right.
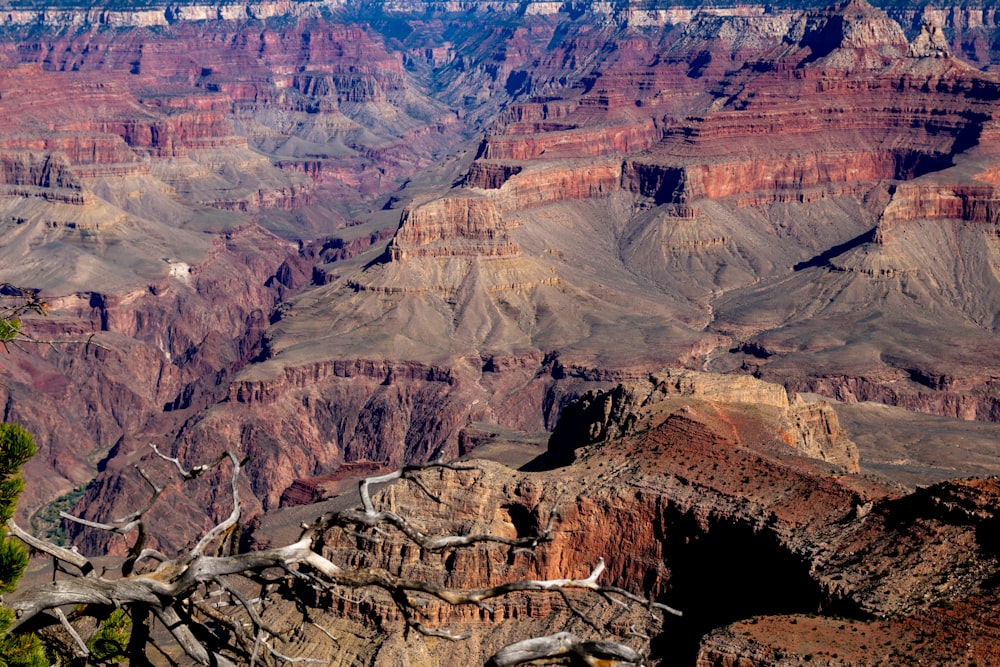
[
  {"x1": 86, "y1": 609, "x2": 130, "y2": 664},
  {"x1": 0, "y1": 608, "x2": 45, "y2": 667},
  {"x1": 0, "y1": 424, "x2": 46, "y2": 667},
  {"x1": 0, "y1": 320, "x2": 18, "y2": 351},
  {"x1": 0, "y1": 425, "x2": 34, "y2": 594},
  {"x1": 0, "y1": 285, "x2": 46, "y2": 353}
]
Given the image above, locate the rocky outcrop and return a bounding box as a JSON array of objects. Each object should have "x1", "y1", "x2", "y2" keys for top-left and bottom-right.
[
  {"x1": 0, "y1": 151, "x2": 88, "y2": 203},
  {"x1": 799, "y1": 0, "x2": 910, "y2": 57},
  {"x1": 387, "y1": 195, "x2": 519, "y2": 260},
  {"x1": 279, "y1": 460, "x2": 384, "y2": 506},
  {"x1": 240, "y1": 356, "x2": 1000, "y2": 666},
  {"x1": 624, "y1": 149, "x2": 941, "y2": 206},
  {"x1": 548, "y1": 369, "x2": 859, "y2": 473},
  {"x1": 227, "y1": 359, "x2": 456, "y2": 405},
  {"x1": 698, "y1": 475, "x2": 1000, "y2": 665},
  {"x1": 785, "y1": 394, "x2": 859, "y2": 473},
  {"x1": 232, "y1": 373, "x2": 1000, "y2": 666},
  {"x1": 787, "y1": 374, "x2": 1000, "y2": 423},
  {"x1": 882, "y1": 5, "x2": 1000, "y2": 68},
  {"x1": 876, "y1": 182, "x2": 1000, "y2": 233},
  {"x1": 489, "y1": 161, "x2": 622, "y2": 211},
  {"x1": 461, "y1": 162, "x2": 522, "y2": 190},
  {"x1": 909, "y1": 20, "x2": 951, "y2": 58}
]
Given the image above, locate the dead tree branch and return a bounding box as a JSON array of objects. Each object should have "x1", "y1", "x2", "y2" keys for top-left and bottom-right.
[
  {"x1": 4, "y1": 447, "x2": 674, "y2": 665},
  {"x1": 487, "y1": 631, "x2": 646, "y2": 667},
  {"x1": 0, "y1": 282, "x2": 108, "y2": 352}
]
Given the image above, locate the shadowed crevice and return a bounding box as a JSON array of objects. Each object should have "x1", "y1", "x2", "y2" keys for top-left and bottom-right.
[
  {"x1": 793, "y1": 227, "x2": 876, "y2": 271},
  {"x1": 655, "y1": 510, "x2": 845, "y2": 665}
]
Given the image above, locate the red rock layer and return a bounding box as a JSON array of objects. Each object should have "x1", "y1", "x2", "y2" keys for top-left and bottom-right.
[
  {"x1": 227, "y1": 359, "x2": 455, "y2": 405},
  {"x1": 455, "y1": 0, "x2": 1000, "y2": 221},
  {"x1": 477, "y1": 118, "x2": 661, "y2": 161},
  {"x1": 491, "y1": 161, "x2": 622, "y2": 210},
  {"x1": 461, "y1": 162, "x2": 522, "y2": 189},
  {"x1": 877, "y1": 182, "x2": 1000, "y2": 232},
  {"x1": 625, "y1": 148, "x2": 923, "y2": 205},
  {"x1": 387, "y1": 195, "x2": 519, "y2": 260}
]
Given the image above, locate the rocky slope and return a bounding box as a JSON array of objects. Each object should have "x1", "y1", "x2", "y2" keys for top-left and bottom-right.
[
  {"x1": 241, "y1": 367, "x2": 1000, "y2": 666},
  {"x1": 195, "y1": 0, "x2": 1000, "y2": 518},
  {"x1": 2, "y1": 0, "x2": 1000, "y2": 613}
]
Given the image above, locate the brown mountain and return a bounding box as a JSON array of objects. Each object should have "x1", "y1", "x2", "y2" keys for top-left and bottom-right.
[
  {"x1": 4, "y1": 1, "x2": 1000, "y2": 663},
  {"x1": 152, "y1": 0, "x2": 1000, "y2": 524}
]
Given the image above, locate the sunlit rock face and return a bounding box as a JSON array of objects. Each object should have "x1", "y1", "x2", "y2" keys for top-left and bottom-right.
[{"x1": 6, "y1": 9, "x2": 1000, "y2": 662}]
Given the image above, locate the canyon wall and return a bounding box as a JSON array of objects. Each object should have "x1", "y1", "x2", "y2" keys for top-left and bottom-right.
[
  {"x1": 21, "y1": 0, "x2": 995, "y2": 532},
  {"x1": 242, "y1": 365, "x2": 1000, "y2": 666},
  {"x1": 2, "y1": 1, "x2": 1000, "y2": 665},
  {"x1": 1, "y1": 223, "x2": 290, "y2": 518}
]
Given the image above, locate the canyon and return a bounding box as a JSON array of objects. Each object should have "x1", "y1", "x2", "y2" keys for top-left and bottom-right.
[{"x1": 4, "y1": 0, "x2": 1000, "y2": 664}]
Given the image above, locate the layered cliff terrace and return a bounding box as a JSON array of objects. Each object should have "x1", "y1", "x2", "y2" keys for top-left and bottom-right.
[
  {"x1": 0, "y1": 65, "x2": 282, "y2": 204},
  {"x1": 463, "y1": 65, "x2": 999, "y2": 218},
  {"x1": 386, "y1": 193, "x2": 521, "y2": 260},
  {"x1": 228, "y1": 358, "x2": 456, "y2": 405},
  {"x1": 476, "y1": 117, "x2": 661, "y2": 161},
  {"x1": 878, "y1": 182, "x2": 1000, "y2": 229}
]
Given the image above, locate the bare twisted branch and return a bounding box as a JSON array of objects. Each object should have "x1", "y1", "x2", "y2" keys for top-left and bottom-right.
[{"x1": 6, "y1": 450, "x2": 673, "y2": 666}]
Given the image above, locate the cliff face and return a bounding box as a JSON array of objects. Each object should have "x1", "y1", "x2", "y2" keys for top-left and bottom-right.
[
  {"x1": 696, "y1": 474, "x2": 1000, "y2": 666},
  {"x1": 4, "y1": 0, "x2": 1000, "y2": 585},
  {"x1": 240, "y1": 363, "x2": 1000, "y2": 666},
  {"x1": 388, "y1": 195, "x2": 520, "y2": 260},
  {"x1": 547, "y1": 369, "x2": 859, "y2": 473}
]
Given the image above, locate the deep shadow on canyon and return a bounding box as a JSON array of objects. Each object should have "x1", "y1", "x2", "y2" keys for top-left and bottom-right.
[{"x1": 657, "y1": 514, "x2": 831, "y2": 665}]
